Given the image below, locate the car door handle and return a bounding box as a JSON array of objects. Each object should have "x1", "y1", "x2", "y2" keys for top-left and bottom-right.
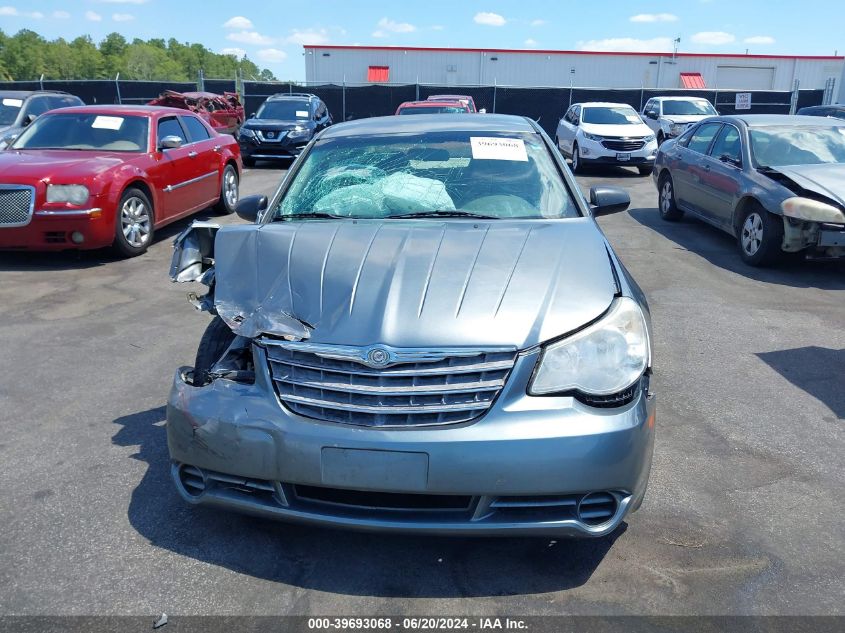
[
  {"x1": 703, "y1": 164, "x2": 711, "y2": 172},
  {"x1": 188, "y1": 151, "x2": 198, "y2": 158},
  {"x1": 213, "y1": 145, "x2": 222, "y2": 152}
]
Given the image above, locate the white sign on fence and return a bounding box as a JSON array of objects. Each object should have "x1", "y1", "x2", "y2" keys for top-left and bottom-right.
[{"x1": 735, "y1": 93, "x2": 752, "y2": 110}]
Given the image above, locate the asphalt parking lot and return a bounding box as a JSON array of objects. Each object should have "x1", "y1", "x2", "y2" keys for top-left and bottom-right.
[{"x1": 1, "y1": 161, "x2": 843, "y2": 616}]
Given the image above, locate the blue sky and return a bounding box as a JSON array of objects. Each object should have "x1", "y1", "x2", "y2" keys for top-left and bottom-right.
[{"x1": 1, "y1": 0, "x2": 842, "y2": 79}]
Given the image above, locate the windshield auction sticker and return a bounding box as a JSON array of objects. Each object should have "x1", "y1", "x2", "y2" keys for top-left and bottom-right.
[
  {"x1": 2, "y1": 98, "x2": 24, "y2": 107},
  {"x1": 470, "y1": 137, "x2": 528, "y2": 162},
  {"x1": 91, "y1": 116, "x2": 125, "y2": 130}
]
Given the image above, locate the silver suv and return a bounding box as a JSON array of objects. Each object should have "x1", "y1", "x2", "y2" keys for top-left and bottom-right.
[
  {"x1": 642, "y1": 96, "x2": 718, "y2": 143},
  {"x1": 168, "y1": 114, "x2": 656, "y2": 538}
]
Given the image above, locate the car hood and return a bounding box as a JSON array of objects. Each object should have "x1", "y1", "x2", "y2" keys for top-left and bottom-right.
[
  {"x1": 770, "y1": 163, "x2": 845, "y2": 207},
  {"x1": 0, "y1": 149, "x2": 132, "y2": 182},
  {"x1": 243, "y1": 119, "x2": 312, "y2": 131},
  {"x1": 212, "y1": 219, "x2": 619, "y2": 349},
  {"x1": 581, "y1": 122, "x2": 653, "y2": 137}
]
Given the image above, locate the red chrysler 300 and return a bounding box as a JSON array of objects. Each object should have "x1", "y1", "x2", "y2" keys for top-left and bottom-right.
[{"x1": 0, "y1": 105, "x2": 241, "y2": 256}]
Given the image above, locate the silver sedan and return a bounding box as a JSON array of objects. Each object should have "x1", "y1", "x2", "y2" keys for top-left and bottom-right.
[{"x1": 653, "y1": 114, "x2": 845, "y2": 266}]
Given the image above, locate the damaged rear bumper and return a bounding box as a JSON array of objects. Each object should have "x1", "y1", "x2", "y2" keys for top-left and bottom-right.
[{"x1": 166, "y1": 347, "x2": 656, "y2": 537}]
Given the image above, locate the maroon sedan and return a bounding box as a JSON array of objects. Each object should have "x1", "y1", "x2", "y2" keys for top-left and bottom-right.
[{"x1": 0, "y1": 105, "x2": 241, "y2": 256}]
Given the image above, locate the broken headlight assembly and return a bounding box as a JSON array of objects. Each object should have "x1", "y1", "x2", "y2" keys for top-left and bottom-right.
[
  {"x1": 529, "y1": 297, "x2": 650, "y2": 403},
  {"x1": 781, "y1": 197, "x2": 845, "y2": 224}
]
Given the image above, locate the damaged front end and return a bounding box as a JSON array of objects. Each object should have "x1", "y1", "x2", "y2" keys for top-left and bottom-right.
[{"x1": 169, "y1": 220, "x2": 220, "y2": 312}]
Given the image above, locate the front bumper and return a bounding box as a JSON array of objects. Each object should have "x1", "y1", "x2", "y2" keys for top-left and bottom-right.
[
  {"x1": 238, "y1": 136, "x2": 308, "y2": 161},
  {"x1": 166, "y1": 346, "x2": 656, "y2": 537},
  {"x1": 0, "y1": 207, "x2": 115, "y2": 251},
  {"x1": 577, "y1": 139, "x2": 657, "y2": 167}
]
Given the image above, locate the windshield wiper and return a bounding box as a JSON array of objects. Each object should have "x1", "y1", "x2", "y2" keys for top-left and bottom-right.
[
  {"x1": 275, "y1": 212, "x2": 344, "y2": 221},
  {"x1": 388, "y1": 210, "x2": 498, "y2": 220}
]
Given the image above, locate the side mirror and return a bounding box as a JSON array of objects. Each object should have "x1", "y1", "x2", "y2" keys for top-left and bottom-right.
[
  {"x1": 249, "y1": 112, "x2": 256, "y2": 119},
  {"x1": 159, "y1": 135, "x2": 183, "y2": 150},
  {"x1": 24, "y1": 114, "x2": 38, "y2": 126},
  {"x1": 645, "y1": 110, "x2": 658, "y2": 120},
  {"x1": 589, "y1": 186, "x2": 630, "y2": 216},
  {"x1": 235, "y1": 194, "x2": 268, "y2": 223},
  {"x1": 478, "y1": 108, "x2": 487, "y2": 114}
]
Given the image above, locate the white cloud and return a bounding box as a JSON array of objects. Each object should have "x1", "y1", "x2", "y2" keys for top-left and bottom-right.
[
  {"x1": 530, "y1": 19, "x2": 546, "y2": 27},
  {"x1": 691, "y1": 31, "x2": 735, "y2": 45},
  {"x1": 112, "y1": 13, "x2": 135, "y2": 21},
  {"x1": 223, "y1": 16, "x2": 253, "y2": 30},
  {"x1": 85, "y1": 10, "x2": 102, "y2": 21},
  {"x1": 284, "y1": 28, "x2": 330, "y2": 45},
  {"x1": 0, "y1": 6, "x2": 44, "y2": 18},
  {"x1": 257, "y1": 48, "x2": 287, "y2": 63},
  {"x1": 744, "y1": 35, "x2": 775, "y2": 45},
  {"x1": 372, "y1": 17, "x2": 416, "y2": 38},
  {"x1": 226, "y1": 30, "x2": 275, "y2": 45},
  {"x1": 474, "y1": 12, "x2": 506, "y2": 27},
  {"x1": 524, "y1": 38, "x2": 538, "y2": 48},
  {"x1": 220, "y1": 47, "x2": 246, "y2": 60},
  {"x1": 579, "y1": 37, "x2": 674, "y2": 52},
  {"x1": 52, "y1": 10, "x2": 70, "y2": 19},
  {"x1": 630, "y1": 13, "x2": 678, "y2": 23}
]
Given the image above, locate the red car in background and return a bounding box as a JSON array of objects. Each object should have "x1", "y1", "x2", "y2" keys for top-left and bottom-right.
[
  {"x1": 0, "y1": 105, "x2": 241, "y2": 257},
  {"x1": 426, "y1": 94, "x2": 479, "y2": 113},
  {"x1": 148, "y1": 91, "x2": 244, "y2": 135},
  {"x1": 395, "y1": 100, "x2": 471, "y2": 115}
]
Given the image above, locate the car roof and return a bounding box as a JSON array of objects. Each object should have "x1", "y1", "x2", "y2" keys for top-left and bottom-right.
[
  {"x1": 799, "y1": 104, "x2": 845, "y2": 111},
  {"x1": 717, "y1": 114, "x2": 845, "y2": 127},
  {"x1": 266, "y1": 93, "x2": 316, "y2": 101},
  {"x1": 654, "y1": 96, "x2": 712, "y2": 101},
  {"x1": 428, "y1": 94, "x2": 473, "y2": 99},
  {"x1": 399, "y1": 101, "x2": 465, "y2": 107},
  {"x1": 42, "y1": 104, "x2": 194, "y2": 117},
  {"x1": 577, "y1": 102, "x2": 638, "y2": 108},
  {"x1": 321, "y1": 113, "x2": 537, "y2": 138},
  {"x1": 0, "y1": 90, "x2": 75, "y2": 99}
]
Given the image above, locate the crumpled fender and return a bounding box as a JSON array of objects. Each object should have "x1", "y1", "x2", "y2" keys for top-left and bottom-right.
[{"x1": 169, "y1": 220, "x2": 220, "y2": 283}]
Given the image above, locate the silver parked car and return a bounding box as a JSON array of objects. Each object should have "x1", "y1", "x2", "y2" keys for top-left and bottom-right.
[
  {"x1": 642, "y1": 96, "x2": 718, "y2": 144},
  {"x1": 168, "y1": 114, "x2": 655, "y2": 537},
  {"x1": 654, "y1": 115, "x2": 845, "y2": 266}
]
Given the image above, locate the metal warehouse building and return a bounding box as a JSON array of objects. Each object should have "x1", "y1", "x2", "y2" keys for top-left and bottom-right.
[{"x1": 304, "y1": 45, "x2": 843, "y2": 92}]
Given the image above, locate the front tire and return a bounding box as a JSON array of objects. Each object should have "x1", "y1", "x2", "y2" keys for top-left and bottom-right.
[
  {"x1": 213, "y1": 164, "x2": 239, "y2": 215},
  {"x1": 112, "y1": 187, "x2": 154, "y2": 258},
  {"x1": 658, "y1": 175, "x2": 683, "y2": 221},
  {"x1": 657, "y1": 131, "x2": 666, "y2": 145},
  {"x1": 193, "y1": 316, "x2": 236, "y2": 386},
  {"x1": 571, "y1": 142, "x2": 584, "y2": 173},
  {"x1": 738, "y1": 203, "x2": 784, "y2": 267}
]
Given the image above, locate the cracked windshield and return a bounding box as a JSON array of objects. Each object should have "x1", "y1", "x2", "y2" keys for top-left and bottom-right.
[{"x1": 274, "y1": 131, "x2": 578, "y2": 220}]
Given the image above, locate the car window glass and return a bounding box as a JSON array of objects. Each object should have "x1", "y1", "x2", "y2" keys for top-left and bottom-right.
[
  {"x1": 23, "y1": 96, "x2": 50, "y2": 118},
  {"x1": 12, "y1": 112, "x2": 148, "y2": 152},
  {"x1": 158, "y1": 117, "x2": 187, "y2": 144},
  {"x1": 573, "y1": 106, "x2": 581, "y2": 124},
  {"x1": 709, "y1": 125, "x2": 741, "y2": 163},
  {"x1": 686, "y1": 123, "x2": 722, "y2": 154},
  {"x1": 181, "y1": 116, "x2": 211, "y2": 142},
  {"x1": 274, "y1": 131, "x2": 579, "y2": 220}
]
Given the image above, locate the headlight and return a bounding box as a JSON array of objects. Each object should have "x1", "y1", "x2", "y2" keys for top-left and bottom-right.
[
  {"x1": 669, "y1": 123, "x2": 685, "y2": 135},
  {"x1": 287, "y1": 127, "x2": 311, "y2": 141},
  {"x1": 238, "y1": 127, "x2": 256, "y2": 140},
  {"x1": 582, "y1": 132, "x2": 603, "y2": 142},
  {"x1": 529, "y1": 297, "x2": 650, "y2": 396},
  {"x1": 46, "y1": 184, "x2": 90, "y2": 205},
  {"x1": 643, "y1": 134, "x2": 656, "y2": 144},
  {"x1": 781, "y1": 197, "x2": 845, "y2": 223}
]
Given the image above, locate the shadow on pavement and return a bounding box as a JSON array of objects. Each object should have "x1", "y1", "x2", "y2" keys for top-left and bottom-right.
[
  {"x1": 627, "y1": 207, "x2": 845, "y2": 290},
  {"x1": 113, "y1": 405, "x2": 623, "y2": 598},
  {"x1": 757, "y1": 346, "x2": 845, "y2": 420}
]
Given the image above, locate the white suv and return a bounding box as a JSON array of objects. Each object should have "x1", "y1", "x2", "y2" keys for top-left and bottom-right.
[
  {"x1": 555, "y1": 102, "x2": 658, "y2": 175},
  {"x1": 642, "y1": 96, "x2": 718, "y2": 144}
]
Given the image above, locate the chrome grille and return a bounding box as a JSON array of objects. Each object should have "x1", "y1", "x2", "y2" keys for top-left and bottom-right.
[
  {"x1": 601, "y1": 138, "x2": 646, "y2": 151},
  {"x1": 0, "y1": 185, "x2": 35, "y2": 227},
  {"x1": 263, "y1": 343, "x2": 517, "y2": 427}
]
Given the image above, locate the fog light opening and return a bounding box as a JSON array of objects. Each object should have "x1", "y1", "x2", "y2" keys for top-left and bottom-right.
[
  {"x1": 177, "y1": 464, "x2": 207, "y2": 498},
  {"x1": 70, "y1": 231, "x2": 85, "y2": 244},
  {"x1": 577, "y1": 491, "x2": 618, "y2": 526}
]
